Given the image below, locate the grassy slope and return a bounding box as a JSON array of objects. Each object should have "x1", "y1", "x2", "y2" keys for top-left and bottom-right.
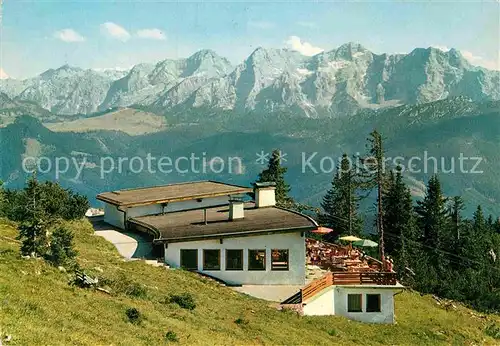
[
  {"x1": 44, "y1": 108, "x2": 168, "y2": 136},
  {"x1": 0, "y1": 219, "x2": 499, "y2": 346}
]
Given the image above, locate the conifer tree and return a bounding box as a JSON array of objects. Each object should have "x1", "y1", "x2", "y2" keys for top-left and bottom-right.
[
  {"x1": 415, "y1": 175, "x2": 449, "y2": 282},
  {"x1": 320, "y1": 154, "x2": 363, "y2": 238},
  {"x1": 16, "y1": 173, "x2": 49, "y2": 257},
  {"x1": 448, "y1": 196, "x2": 465, "y2": 241},
  {"x1": 18, "y1": 218, "x2": 48, "y2": 257},
  {"x1": 359, "y1": 130, "x2": 388, "y2": 261},
  {"x1": 382, "y1": 167, "x2": 417, "y2": 268},
  {"x1": 445, "y1": 196, "x2": 465, "y2": 270},
  {"x1": 48, "y1": 226, "x2": 78, "y2": 267},
  {"x1": 256, "y1": 149, "x2": 293, "y2": 207}
]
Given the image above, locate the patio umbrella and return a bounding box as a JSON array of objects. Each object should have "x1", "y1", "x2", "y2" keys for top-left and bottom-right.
[
  {"x1": 311, "y1": 226, "x2": 334, "y2": 234},
  {"x1": 339, "y1": 235, "x2": 362, "y2": 242},
  {"x1": 352, "y1": 239, "x2": 378, "y2": 247}
]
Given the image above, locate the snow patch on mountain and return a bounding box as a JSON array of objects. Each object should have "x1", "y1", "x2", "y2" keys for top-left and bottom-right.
[{"x1": 0, "y1": 43, "x2": 499, "y2": 117}]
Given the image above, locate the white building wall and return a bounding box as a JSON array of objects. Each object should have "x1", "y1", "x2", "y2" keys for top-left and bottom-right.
[
  {"x1": 105, "y1": 196, "x2": 233, "y2": 229},
  {"x1": 164, "y1": 196, "x2": 230, "y2": 213},
  {"x1": 302, "y1": 287, "x2": 334, "y2": 316},
  {"x1": 164, "y1": 232, "x2": 306, "y2": 285},
  {"x1": 126, "y1": 204, "x2": 164, "y2": 219},
  {"x1": 103, "y1": 202, "x2": 125, "y2": 229},
  {"x1": 333, "y1": 286, "x2": 399, "y2": 324}
]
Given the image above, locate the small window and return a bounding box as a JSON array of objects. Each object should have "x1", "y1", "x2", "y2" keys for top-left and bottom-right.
[
  {"x1": 248, "y1": 249, "x2": 266, "y2": 271},
  {"x1": 180, "y1": 249, "x2": 198, "y2": 270},
  {"x1": 203, "y1": 249, "x2": 220, "y2": 270},
  {"x1": 226, "y1": 249, "x2": 243, "y2": 270},
  {"x1": 366, "y1": 294, "x2": 381, "y2": 312},
  {"x1": 271, "y1": 249, "x2": 289, "y2": 271},
  {"x1": 347, "y1": 294, "x2": 362, "y2": 312}
]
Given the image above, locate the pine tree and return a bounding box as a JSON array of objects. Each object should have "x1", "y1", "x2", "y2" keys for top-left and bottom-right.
[
  {"x1": 382, "y1": 167, "x2": 417, "y2": 270},
  {"x1": 320, "y1": 154, "x2": 363, "y2": 239},
  {"x1": 359, "y1": 130, "x2": 389, "y2": 262},
  {"x1": 415, "y1": 175, "x2": 449, "y2": 288},
  {"x1": 495, "y1": 218, "x2": 500, "y2": 234},
  {"x1": 445, "y1": 196, "x2": 465, "y2": 270},
  {"x1": 17, "y1": 218, "x2": 48, "y2": 257},
  {"x1": 467, "y1": 205, "x2": 489, "y2": 269},
  {"x1": 256, "y1": 149, "x2": 293, "y2": 206},
  {"x1": 16, "y1": 173, "x2": 49, "y2": 257},
  {"x1": 48, "y1": 226, "x2": 78, "y2": 267},
  {"x1": 448, "y1": 196, "x2": 464, "y2": 241}
]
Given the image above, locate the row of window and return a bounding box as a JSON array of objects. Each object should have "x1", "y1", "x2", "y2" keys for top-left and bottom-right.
[
  {"x1": 347, "y1": 294, "x2": 381, "y2": 313},
  {"x1": 180, "y1": 249, "x2": 289, "y2": 271}
]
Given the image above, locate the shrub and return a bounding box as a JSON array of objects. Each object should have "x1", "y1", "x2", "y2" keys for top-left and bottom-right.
[
  {"x1": 63, "y1": 193, "x2": 90, "y2": 220},
  {"x1": 327, "y1": 329, "x2": 337, "y2": 336},
  {"x1": 125, "y1": 281, "x2": 148, "y2": 298},
  {"x1": 169, "y1": 293, "x2": 196, "y2": 310},
  {"x1": 165, "y1": 331, "x2": 179, "y2": 342},
  {"x1": 47, "y1": 226, "x2": 78, "y2": 267},
  {"x1": 125, "y1": 307, "x2": 142, "y2": 324},
  {"x1": 485, "y1": 323, "x2": 500, "y2": 339},
  {"x1": 234, "y1": 317, "x2": 249, "y2": 325},
  {"x1": 100, "y1": 274, "x2": 148, "y2": 298}
]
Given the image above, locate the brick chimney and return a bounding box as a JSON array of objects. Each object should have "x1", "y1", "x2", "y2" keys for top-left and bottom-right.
[
  {"x1": 254, "y1": 182, "x2": 276, "y2": 208},
  {"x1": 229, "y1": 199, "x2": 245, "y2": 220}
]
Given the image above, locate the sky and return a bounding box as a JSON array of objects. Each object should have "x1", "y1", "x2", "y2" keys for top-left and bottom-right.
[{"x1": 1, "y1": 0, "x2": 499, "y2": 79}]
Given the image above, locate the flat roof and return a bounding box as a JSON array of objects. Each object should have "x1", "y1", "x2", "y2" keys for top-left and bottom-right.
[
  {"x1": 129, "y1": 203, "x2": 318, "y2": 242},
  {"x1": 96, "y1": 180, "x2": 252, "y2": 207}
]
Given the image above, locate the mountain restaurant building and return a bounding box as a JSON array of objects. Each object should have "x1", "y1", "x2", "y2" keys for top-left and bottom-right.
[{"x1": 97, "y1": 181, "x2": 318, "y2": 285}]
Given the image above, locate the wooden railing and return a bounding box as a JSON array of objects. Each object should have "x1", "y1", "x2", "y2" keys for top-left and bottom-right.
[
  {"x1": 301, "y1": 272, "x2": 333, "y2": 301},
  {"x1": 301, "y1": 272, "x2": 397, "y2": 302}
]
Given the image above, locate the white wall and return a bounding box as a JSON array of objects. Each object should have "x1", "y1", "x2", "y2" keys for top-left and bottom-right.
[
  {"x1": 126, "y1": 204, "x2": 164, "y2": 219},
  {"x1": 164, "y1": 232, "x2": 306, "y2": 285},
  {"x1": 333, "y1": 286, "x2": 399, "y2": 324},
  {"x1": 109, "y1": 196, "x2": 232, "y2": 228},
  {"x1": 103, "y1": 202, "x2": 125, "y2": 229},
  {"x1": 302, "y1": 286, "x2": 400, "y2": 324},
  {"x1": 302, "y1": 287, "x2": 334, "y2": 316},
  {"x1": 164, "y1": 196, "x2": 230, "y2": 213}
]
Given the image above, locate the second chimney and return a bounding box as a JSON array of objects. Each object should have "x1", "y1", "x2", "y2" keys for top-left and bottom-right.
[
  {"x1": 229, "y1": 199, "x2": 245, "y2": 220},
  {"x1": 254, "y1": 182, "x2": 276, "y2": 208}
]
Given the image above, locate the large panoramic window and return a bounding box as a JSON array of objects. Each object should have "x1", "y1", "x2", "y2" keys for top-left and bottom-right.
[
  {"x1": 271, "y1": 249, "x2": 289, "y2": 271},
  {"x1": 248, "y1": 249, "x2": 266, "y2": 271},
  {"x1": 180, "y1": 249, "x2": 198, "y2": 270},
  {"x1": 226, "y1": 249, "x2": 243, "y2": 270},
  {"x1": 347, "y1": 294, "x2": 362, "y2": 312},
  {"x1": 366, "y1": 294, "x2": 381, "y2": 312},
  {"x1": 203, "y1": 249, "x2": 220, "y2": 270}
]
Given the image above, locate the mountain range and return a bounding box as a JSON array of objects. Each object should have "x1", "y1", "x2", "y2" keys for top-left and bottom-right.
[
  {"x1": 2, "y1": 43, "x2": 499, "y2": 117},
  {"x1": 1, "y1": 42, "x2": 499, "y2": 220}
]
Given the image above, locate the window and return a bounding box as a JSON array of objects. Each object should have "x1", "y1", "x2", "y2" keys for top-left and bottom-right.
[
  {"x1": 203, "y1": 249, "x2": 220, "y2": 270},
  {"x1": 271, "y1": 249, "x2": 289, "y2": 271},
  {"x1": 366, "y1": 294, "x2": 381, "y2": 312},
  {"x1": 226, "y1": 249, "x2": 243, "y2": 270},
  {"x1": 248, "y1": 249, "x2": 266, "y2": 271},
  {"x1": 180, "y1": 249, "x2": 198, "y2": 270},
  {"x1": 347, "y1": 294, "x2": 362, "y2": 312}
]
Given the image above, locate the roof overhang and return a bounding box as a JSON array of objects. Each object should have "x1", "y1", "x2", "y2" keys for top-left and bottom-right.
[
  {"x1": 97, "y1": 190, "x2": 252, "y2": 208},
  {"x1": 96, "y1": 180, "x2": 252, "y2": 208},
  {"x1": 147, "y1": 225, "x2": 317, "y2": 244}
]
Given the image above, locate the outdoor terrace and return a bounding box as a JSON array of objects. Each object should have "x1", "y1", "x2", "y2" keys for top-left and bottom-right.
[{"x1": 306, "y1": 238, "x2": 384, "y2": 273}]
